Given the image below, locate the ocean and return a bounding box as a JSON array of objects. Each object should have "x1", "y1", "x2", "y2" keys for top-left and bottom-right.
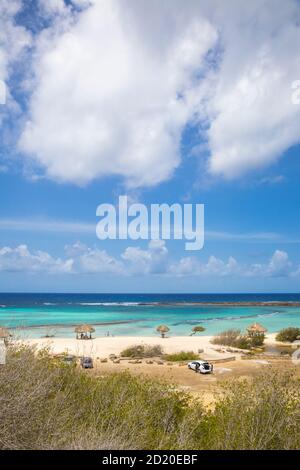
[{"x1": 1, "y1": 293, "x2": 300, "y2": 338}]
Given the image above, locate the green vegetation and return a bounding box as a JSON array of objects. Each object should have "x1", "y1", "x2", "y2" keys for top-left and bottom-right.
[
  {"x1": 276, "y1": 327, "x2": 300, "y2": 343},
  {"x1": 191, "y1": 326, "x2": 206, "y2": 335},
  {"x1": 1, "y1": 345, "x2": 300, "y2": 450},
  {"x1": 164, "y1": 351, "x2": 199, "y2": 362},
  {"x1": 211, "y1": 329, "x2": 265, "y2": 349},
  {"x1": 120, "y1": 344, "x2": 163, "y2": 358}
]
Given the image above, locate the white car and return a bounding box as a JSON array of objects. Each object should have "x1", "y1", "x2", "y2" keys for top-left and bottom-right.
[{"x1": 188, "y1": 360, "x2": 213, "y2": 374}]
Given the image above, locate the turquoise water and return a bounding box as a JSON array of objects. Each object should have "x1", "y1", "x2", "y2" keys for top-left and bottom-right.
[{"x1": 1, "y1": 295, "x2": 300, "y2": 338}]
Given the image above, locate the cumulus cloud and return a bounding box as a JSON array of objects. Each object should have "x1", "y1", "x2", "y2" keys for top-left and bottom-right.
[
  {"x1": 14, "y1": 0, "x2": 300, "y2": 186},
  {"x1": 247, "y1": 250, "x2": 292, "y2": 278},
  {"x1": 19, "y1": 0, "x2": 216, "y2": 186},
  {"x1": 76, "y1": 244, "x2": 124, "y2": 274},
  {"x1": 206, "y1": 0, "x2": 300, "y2": 179},
  {"x1": 0, "y1": 243, "x2": 298, "y2": 278},
  {"x1": 0, "y1": 0, "x2": 31, "y2": 121},
  {"x1": 0, "y1": 244, "x2": 73, "y2": 273},
  {"x1": 121, "y1": 240, "x2": 169, "y2": 274},
  {"x1": 170, "y1": 254, "x2": 239, "y2": 277}
]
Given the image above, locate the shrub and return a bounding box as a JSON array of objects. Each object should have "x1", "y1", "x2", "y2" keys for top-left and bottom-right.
[
  {"x1": 234, "y1": 335, "x2": 251, "y2": 349},
  {"x1": 276, "y1": 327, "x2": 300, "y2": 343},
  {"x1": 1, "y1": 345, "x2": 300, "y2": 450},
  {"x1": 164, "y1": 351, "x2": 199, "y2": 362},
  {"x1": 211, "y1": 329, "x2": 244, "y2": 347},
  {"x1": 250, "y1": 333, "x2": 265, "y2": 347},
  {"x1": 191, "y1": 326, "x2": 206, "y2": 335},
  {"x1": 211, "y1": 329, "x2": 265, "y2": 349},
  {"x1": 201, "y1": 368, "x2": 300, "y2": 450},
  {"x1": 120, "y1": 344, "x2": 163, "y2": 358}
]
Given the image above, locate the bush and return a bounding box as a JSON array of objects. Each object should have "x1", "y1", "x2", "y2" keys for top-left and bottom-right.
[
  {"x1": 211, "y1": 329, "x2": 247, "y2": 348},
  {"x1": 191, "y1": 326, "x2": 206, "y2": 335},
  {"x1": 234, "y1": 335, "x2": 251, "y2": 349},
  {"x1": 250, "y1": 333, "x2": 265, "y2": 347},
  {"x1": 1, "y1": 345, "x2": 300, "y2": 450},
  {"x1": 276, "y1": 327, "x2": 300, "y2": 343},
  {"x1": 164, "y1": 351, "x2": 199, "y2": 362},
  {"x1": 0, "y1": 344, "x2": 187, "y2": 450},
  {"x1": 120, "y1": 344, "x2": 163, "y2": 358},
  {"x1": 211, "y1": 329, "x2": 265, "y2": 350}
]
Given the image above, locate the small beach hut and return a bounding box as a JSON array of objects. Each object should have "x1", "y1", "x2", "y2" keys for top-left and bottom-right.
[
  {"x1": 246, "y1": 323, "x2": 267, "y2": 337},
  {"x1": 75, "y1": 324, "x2": 95, "y2": 340},
  {"x1": 156, "y1": 325, "x2": 170, "y2": 338}
]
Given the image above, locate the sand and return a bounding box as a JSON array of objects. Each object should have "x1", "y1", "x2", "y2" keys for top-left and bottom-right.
[{"x1": 24, "y1": 333, "x2": 278, "y2": 360}]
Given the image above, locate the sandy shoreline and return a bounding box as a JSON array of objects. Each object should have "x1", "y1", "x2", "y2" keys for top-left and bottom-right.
[{"x1": 23, "y1": 333, "x2": 278, "y2": 360}]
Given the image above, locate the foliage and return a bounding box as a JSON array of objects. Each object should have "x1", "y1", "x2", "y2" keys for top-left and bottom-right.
[
  {"x1": 191, "y1": 326, "x2": 206, "y2": 335},
  {"x1": 211, "y1": 329, "x2": 265, "y2": 349},
  {"x1": 164, "y1": 351, "x2": 199, "y2": 362},
  {"x1": 1, "y1": 345, "x2": 300, "y2": 450},
  {"x1": 120, "y1": 344, "x2": 163, "y2": 358},
  {"x1": 250, "y1": 333, "x2": 265, "y2": 347},
  {"x1": 276, "y1": 327, "x2": 300, "y2": 343}
]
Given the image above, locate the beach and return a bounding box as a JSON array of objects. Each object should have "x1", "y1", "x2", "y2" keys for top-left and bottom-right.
[{"x1": 24, "y1": 332, "x2": 279, "y2": 359}]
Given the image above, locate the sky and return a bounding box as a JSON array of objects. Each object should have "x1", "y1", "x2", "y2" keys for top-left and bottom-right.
[{"x1": 0, "y1": 0, "x2": 300, "y2": 293}]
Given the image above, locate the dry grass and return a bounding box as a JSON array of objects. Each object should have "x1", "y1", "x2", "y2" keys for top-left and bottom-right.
[{"x1": 0, "y1": 344, "x2": 300, "y2": 450}]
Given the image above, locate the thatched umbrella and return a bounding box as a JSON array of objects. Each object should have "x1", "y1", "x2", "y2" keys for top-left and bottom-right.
[
  {"x1": 156, "y1": 325, "x2": 169, "y2": 338},
  {"x1": 74, "y1": 324, "x2": 95, "y2": 339},
  {"x1": 246, "y1": 323, "x2": 267, "y2": 337},
  {"x1": 191, "y1": 325, "x2": 205, "y2": 336}
]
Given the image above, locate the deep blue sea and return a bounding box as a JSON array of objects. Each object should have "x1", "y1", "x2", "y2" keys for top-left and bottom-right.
[{"x1": 1, "y1": 293, "x2": 300, "y2": 338}]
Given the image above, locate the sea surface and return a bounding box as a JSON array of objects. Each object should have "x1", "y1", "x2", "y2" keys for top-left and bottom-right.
[{"x1": 1, "y1": 293, "x2": 300, "y2": 338}]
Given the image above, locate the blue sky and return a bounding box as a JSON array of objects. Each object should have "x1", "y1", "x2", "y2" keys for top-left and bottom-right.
[{"x1": 0, "y1": 0, "x2": 300, "y2": 292}]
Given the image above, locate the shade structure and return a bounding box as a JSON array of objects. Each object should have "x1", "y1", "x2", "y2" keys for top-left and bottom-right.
[
  {"x1": 246, "y1": 323, "x2": 267, "y2": 333},
  {"x1": 74, "y1": 324, "x2": 95, "y2": 338},
  {"x1": 156, "y1": 325, "x2": 170, "y2": 338}
]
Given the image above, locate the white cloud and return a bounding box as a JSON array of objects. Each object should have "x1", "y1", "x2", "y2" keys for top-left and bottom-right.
[
  {"x1": 247, "y1": 250, "x2": 292, "y2": 278},
  {"x1": 0, "y1": 242, "x2": 299, "y2": 279},
  {"x1": 170, "y1": 254, "x2": 239, "y2": 277},
  {"x1": 258, "y1": 175, "x2": 286, "y2": 186},
  {"x1": 0, "y1": 0, "x2": 31, "y2": 122},
  {"x1": 0, "y1": 244, "x2": 73, "y2": 273},
  {"x1": 206, "y1": 0, "x2": 300, "y2": 179},
  {"x1": 19, "y1": 0, "x2": 217, "y2": 186},
  {"x1": 15, "y1": 0, "x2": 300, "y2": 186},
  {"x1": 76, "y1": 244, "x2": 124, "y2": 274},
  {"x1": 121, "y1": 240, "x2": 168, "y2": 274}
]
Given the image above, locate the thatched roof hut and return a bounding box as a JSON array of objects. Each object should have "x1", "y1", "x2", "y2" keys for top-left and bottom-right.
[
  {"x1": 156, "y1": 324, "x2": 170, "y2": 338},
  {"x1": 75, "y1": 324, "x2": 95, "y2": 339},
  {"x1": 246, "y1": 323, "x2": 267, "y2": 334},
  {"x1": 0, "y1": 327, "x2": 11, "y2": 339}
]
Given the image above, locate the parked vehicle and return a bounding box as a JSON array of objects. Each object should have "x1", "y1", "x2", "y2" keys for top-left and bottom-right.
[
  {"x1": 188, "y1": 360, "x2": 213, "y2": 374},
  {"x1": 80, "y1": 356, "x2": 94, "y2": 369}
]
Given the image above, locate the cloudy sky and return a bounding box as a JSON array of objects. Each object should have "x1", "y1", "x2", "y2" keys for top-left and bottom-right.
[{"x1": 1, "y1": 0, "x2": 300, "y2": 292}]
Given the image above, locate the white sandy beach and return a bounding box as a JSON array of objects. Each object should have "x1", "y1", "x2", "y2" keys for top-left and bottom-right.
[{"x1": 24, "y1": 333, "x2": 278, "y2": 360}]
